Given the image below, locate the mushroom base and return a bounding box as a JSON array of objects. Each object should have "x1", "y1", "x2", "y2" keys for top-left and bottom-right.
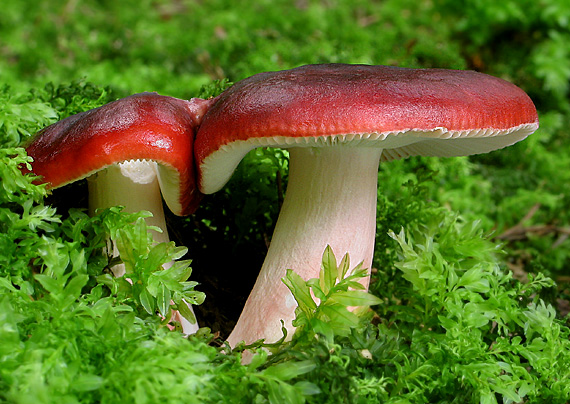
[{"x1": 227, "y1": 146, "x2": 382, "y2": 347}]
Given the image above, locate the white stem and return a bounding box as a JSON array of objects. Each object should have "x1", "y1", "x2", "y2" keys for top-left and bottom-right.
[
  {"x1": 87, "y1": 161, "x2": 199, "y2": 334},
  {"x1": 227, "y1": 146, "x2": 382, "y2": 346},
  {"x1": 88, "y1": 162, "x2": 169, "y2": 244}
]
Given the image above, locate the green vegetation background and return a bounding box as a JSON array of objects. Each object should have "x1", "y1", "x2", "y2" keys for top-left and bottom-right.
[{"x1": 1, "y1": 0, "x2": 570, "y2": 403}]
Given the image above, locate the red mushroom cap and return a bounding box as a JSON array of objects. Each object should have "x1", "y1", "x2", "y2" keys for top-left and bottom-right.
[
  {"x1": 195, "y1": 64, "x2": 538, "y2": 194},
  {"x1": 26, "y1": 92, "x2": 211, "y2": 215}
]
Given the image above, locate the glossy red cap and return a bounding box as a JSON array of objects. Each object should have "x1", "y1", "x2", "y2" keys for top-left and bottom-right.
[
  {"x1": 26, "y1": 92, "x2": 212, "y2": 215},
  {"x1": 195, "y1": 64, "x2": 538, "y2": 193}
]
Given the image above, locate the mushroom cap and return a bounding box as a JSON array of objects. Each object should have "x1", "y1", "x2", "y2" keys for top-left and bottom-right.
[
  {"x1": 195, "y1": 63, "x2": 539, "y2": 194},
  {"x1": 26, "y1": 92, "x2": 211, "y2": 215}
]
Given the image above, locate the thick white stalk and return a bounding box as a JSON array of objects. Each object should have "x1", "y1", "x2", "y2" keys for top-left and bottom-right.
[
  {"x1": 227, "y1": 146, "x2": 382, "y2": 346},
  {"x1": 88, "y1": 162, "x2": 169, "y2": 244},
  {"x1": 88, "y1": 161, "x2": 199, "y2": 334}
]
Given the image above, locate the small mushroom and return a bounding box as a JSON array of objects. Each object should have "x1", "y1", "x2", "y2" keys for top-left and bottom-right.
[
  {"x1": 26, "y1": 92, "x2": 212, "y2": 333},
  {"x1": 194, "y1": 64, "x2": 539, "y2": 346}
]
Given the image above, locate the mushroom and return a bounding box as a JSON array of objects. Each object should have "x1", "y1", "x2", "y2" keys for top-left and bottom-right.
[
  {"x1": 26, "y1": 92, "x2": 212, "y2": 333},
  {"x1": 194, "y1": 63, "x2": 539, "y2": 346}
]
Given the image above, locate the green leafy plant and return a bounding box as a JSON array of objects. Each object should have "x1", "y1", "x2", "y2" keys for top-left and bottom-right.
[
  {"x1": 375, "y1": 210, "x2": 570, "y2": 403},
  {"x1": 0, "y1": 87, "x2": 58, "y2": 146},
  {"x1": 101, "y1": 210, "x2": 205, "y2": 324},
  {"x1": 283, "y1": 245, "x2": 382, "y2": 345}
]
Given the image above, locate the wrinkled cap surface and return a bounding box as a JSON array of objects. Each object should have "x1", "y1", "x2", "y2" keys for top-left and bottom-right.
[
  {"x1": 195, "y1": 63, "x2": 539, "y2": 194},
  {"x1": 26, "y1": 92, "x2": 211, "y2": 215}
]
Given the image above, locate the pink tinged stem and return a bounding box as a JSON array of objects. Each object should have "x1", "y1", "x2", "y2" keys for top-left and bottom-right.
[{"x1": 227, "y1": 146, "x2": 382, "y2": 346}]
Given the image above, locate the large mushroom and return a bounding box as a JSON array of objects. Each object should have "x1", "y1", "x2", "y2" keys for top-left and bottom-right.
[
  {"x1": 26, "y1": 92, "x2": 212, "y2": 333},
  {"x1": 194, "y1": 63, "x2": 539, "y2": 346}
]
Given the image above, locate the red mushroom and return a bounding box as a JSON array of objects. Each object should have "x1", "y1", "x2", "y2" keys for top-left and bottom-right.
[
  {"x1": 194, "y1": 64, "x2": 539, "y2": 346},
  {"x1": 26, "y1": 92, "x2": 212, "y2": 333}
]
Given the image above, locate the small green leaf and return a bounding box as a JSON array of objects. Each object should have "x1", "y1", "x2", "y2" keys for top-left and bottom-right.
[
  {"x1": 156, "y1": 283, "x2": 171, "y2": 317},
  {"x1": 61, "y1": 274, "x2": 89, "y2": 308},
  {"x1": 282, "y1": 269, "x2": 317, "y2": 315},
  {"x1": 457, "y1": 266, "x2": 490, "y2": 293},
  {"x1": 169, "y1": 245, "x2": 188, "y2": 261},
  {"x1": 262, "y1": 360, "x2": 316, "y2": 380},
  {"x1": 139, "y1": 287, "x2": 154, "y2": 315},
  {"x1": 115, "y1": 231, "x2": 136, "y2": 274},
  {"x1": 310, "y1": 317, "x2": 334, "y2": 342},
  {"x1": 165, "y1": 260, "x2": 193, "y2": 282},
  {"x1": 319, "y1": 245, "x2": 337, "y2": 294},
  {"x1": 306, "y1": 278, "x2": 326, "y2": 301},
  {"x1": 337, "y1": 252, "x2": 351, "y2": 281},
  {"x1": 267, "y1": 379, "x2": 303, "y2": 404},
  {"x1": 146, "y1": 242, "x2": 171, "y2": 271},
  {"x1": 344, "y1": 280, "x2": 366, "y2": 290},
  {"x1": 320, "y1": 304, "x2": 359, "y2": 328},
  {"x1": 329, "y1": 290, "x2": 382, "y2": 307},
  {"x1": 293, "y1": 381, "x2": 321, "y2": 396},
  {"x1": 177, "y1": 299, "x2": 196, "y2": 324},
  {"x1": 34, "y1": 273, "x2": 61, "y2": 294},
  {"x1": 490, "y1": 384, "x2": 521, "y2": 403}
]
